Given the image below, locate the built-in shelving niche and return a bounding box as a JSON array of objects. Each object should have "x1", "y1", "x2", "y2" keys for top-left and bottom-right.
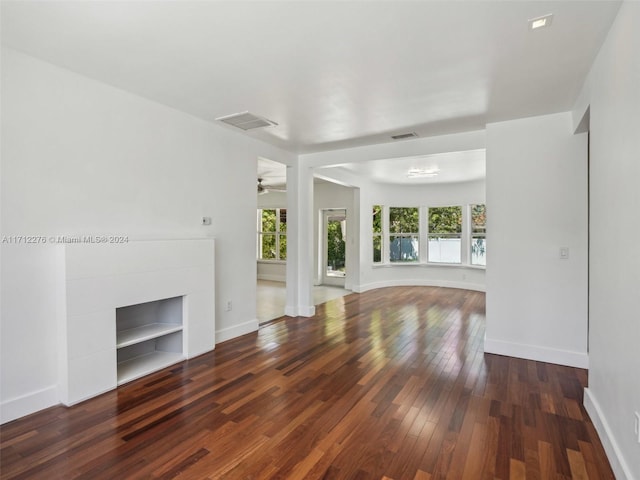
[{"x1": 116, "y1": 296, "x2": 184, "y2": 385}]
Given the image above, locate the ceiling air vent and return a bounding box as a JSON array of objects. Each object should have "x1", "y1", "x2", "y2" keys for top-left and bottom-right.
[
  {"x1": 391, "y1": 132, "x2": 418, "y2": 140},
  {"x1": 216, "y1": 111, "x2": 278, "y2": 131}
]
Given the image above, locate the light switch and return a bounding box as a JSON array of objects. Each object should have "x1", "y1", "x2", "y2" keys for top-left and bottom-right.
[{"x1": 560, "y1": 247, "x2": 569, "y2": 259}]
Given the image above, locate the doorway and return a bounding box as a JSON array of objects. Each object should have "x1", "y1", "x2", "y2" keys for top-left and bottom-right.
[{"x1": 322, "y1": 209, "x2": 347, "y2": 287}]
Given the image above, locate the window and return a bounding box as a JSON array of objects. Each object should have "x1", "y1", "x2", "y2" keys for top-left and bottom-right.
[
  {"x1": 389, "y1": 207, "x2": 419, "y2": 262},
  {"x1": 371, "y1": 203, "x2": 486, "y2": 268},
  {"x1": 428, "y1": 206, "x2": 462, "y2": 263},
  {"x1": 470, "y1": 204, "x2": 486, "y2": 266},
  {"x1": 372, "y1": 205, "x2": 383, "y2": 263},
  {"x1": 257, "y1": 208, "x2": 286, "y2": 261}
]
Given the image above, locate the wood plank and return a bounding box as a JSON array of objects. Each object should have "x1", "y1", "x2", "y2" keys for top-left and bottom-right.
[
  {"x1": 510, "y1": 458, "x2": 527, "y2": 480},
  {"x1": 0, "y1": 287, "x2": 615, "y2": 480},
  {"x1": 567, "y1": 448, "x2": 590, "y2": 480}
]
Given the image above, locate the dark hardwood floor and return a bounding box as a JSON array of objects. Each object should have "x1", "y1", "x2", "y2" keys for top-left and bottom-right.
[{"x1": 1, "y1": 287, "x2": 614, "y2": 479}]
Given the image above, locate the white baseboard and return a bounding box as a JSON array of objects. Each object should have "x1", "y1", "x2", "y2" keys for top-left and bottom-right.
[
  {"x1": 257, "y1": 274, "x2": 286, "y2": 282},
  {"x1": 1, "y1": 385, "x2": 59, "y2": 425},
  {"x1": 299, "y1": 305, "x2": 315, "y2": 317},
  {"x1": 284, "y1": 305, "x2": 316, "y2": 317},
  {"x1": 353, "y1": 279, "x2": 485, "y2": 294},
  {"x1": 484, "y1": 337, "x2": 589, "y2": 369},
  {"x1": 584, "y1": 388, "x2": 634, "y2": 480},
  {"x1": 215, "y1": 319, "x2": 258, "y2": 343}
]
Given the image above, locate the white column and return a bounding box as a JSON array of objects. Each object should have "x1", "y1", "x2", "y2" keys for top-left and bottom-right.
[
  {"x1": 382, "y1": 205, "x2": 390, "y2": 263},
  {"x1": 419, "y1": 206, "x2": 428, "y2": 262},
  {"x1": 285, "y1": 161, "x2": 315, "y2": 317},
  {"x1": 345, "y1": 188, "x2": 360, "y2": 291},
  {"x1": 461, "y1": 204, "x2": 471, "y2": 265}
]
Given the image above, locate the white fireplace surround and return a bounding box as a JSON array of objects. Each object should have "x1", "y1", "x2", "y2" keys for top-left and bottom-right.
[{"x1": 56, "y1": 238, "x2": 215, "y2": 406}]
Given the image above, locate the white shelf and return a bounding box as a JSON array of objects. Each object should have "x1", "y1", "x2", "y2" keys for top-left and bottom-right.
[
  {"x1": 117, "y1": 323, "x2": 183, "y2": 349},
  {"x1": 117, "y1": 351, "x2": 185, "y2": 385}
]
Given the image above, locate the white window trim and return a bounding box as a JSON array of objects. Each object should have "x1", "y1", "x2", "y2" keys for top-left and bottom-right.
[
  {"x1": 426, "y1": 205, "x2": 463, "y2": 265},
  {"x1": 373, "y1": 203, "x2": 486, "y2": 270},
  {"x1": 372, "y1": 205, "x2": 384, "y2": 264},
  {"x1": 388, "y1": 206, "x2": 420, "y2": 263},
  {"x1": 257, "y1": 208, "x2": 287, "y2": 262},
  {"x1": 469, "y1": 203, "x2": 487, "y2": 267}
]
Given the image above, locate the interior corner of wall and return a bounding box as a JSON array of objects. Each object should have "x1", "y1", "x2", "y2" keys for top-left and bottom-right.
[
  {"x1": 572, "y1": 74, "x2": 592, "y2": 134},
  {"x1": 573, "y1": 105, "x2": 590, "y2": 135},
  {"x1": 584, "y1": 388, "x2": 636, "y2": 480}
]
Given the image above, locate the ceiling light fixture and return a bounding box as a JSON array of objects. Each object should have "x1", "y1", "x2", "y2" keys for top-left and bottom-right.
[
  {"x1": 529, "y1": 14, "x2": 553, "y2": 30},
  {"x1": 407, "y1": 168, "x2": 439, "y2": 178}
]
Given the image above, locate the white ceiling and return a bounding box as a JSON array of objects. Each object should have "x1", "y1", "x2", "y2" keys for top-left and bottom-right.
[
  {"x1": 336, "y1": 149, "x2": 486, "y2": 185},
  {"x1": 1, "y1": 1, "x2": 620, "y2": 157},
  {"x1": 257, "y1": 157, "x2": 287, "y2": 187},
  {"x1": 258, "y1": 149, "x2": 485, "y2": 186}
]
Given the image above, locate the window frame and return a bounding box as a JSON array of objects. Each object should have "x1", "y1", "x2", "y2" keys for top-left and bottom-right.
[
  {"x1": 371, "y1": 203, "x2": 486, "y2": 269},
  {"x1": 427, "y1": 205, "x2": 463, "y2": 265},
  {"x1": 257, "y1": 208, "x2": 287, "y2": 262},
  {"x1": 372, "y1": 205, "x2": 383, "y2": 264},
  {"x1": 388, "y1": 206, "x2": 420, "y2": 263},
  {"x1": 470, "y1": 203, "x2": 486, "y2": 266}
]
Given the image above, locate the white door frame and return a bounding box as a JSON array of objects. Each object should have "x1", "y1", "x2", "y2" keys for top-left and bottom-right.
[{"x1": 321, "y1": 209, "x2": 347, "y2": 287}]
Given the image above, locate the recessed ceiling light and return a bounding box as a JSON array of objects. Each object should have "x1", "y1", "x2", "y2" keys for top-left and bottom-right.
[
  {"x1": 407, "y1": 168, "x2": 439, "y2": 178},
  {"x1": 529, "y1": 14, "x2": 553, "y2": 30}
]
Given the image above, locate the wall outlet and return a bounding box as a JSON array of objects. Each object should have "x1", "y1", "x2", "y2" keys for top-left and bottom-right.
[
  {"x1": 202, "y1": 216, "x2": 212, "y2": 225},
  {"x1": 635, "y1": 411, "x2": 640, "y2": 443},
  {"x1": 225, "y1": 300, "x2": 232, "y2": 312}
]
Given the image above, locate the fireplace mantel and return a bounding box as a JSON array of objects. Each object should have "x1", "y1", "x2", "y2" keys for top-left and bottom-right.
[{"x1": 55, "y1": 239, "x2": 215, "y2": 405}]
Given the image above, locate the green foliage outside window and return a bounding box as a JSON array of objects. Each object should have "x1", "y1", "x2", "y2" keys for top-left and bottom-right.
[
  {"x1": 471, "y1": 204, "x2": 486, "y2": 263},
  {"x1": 279, "y1": 234, "x2": 287, "y2": 260},
  {"x1": 373, "y1": 205, "x2": 382, "y2": 233},
  {"x1": 389, "y1": 207, "x2": 419, "y2": 233},
  {"x1": 259, "y1": 209, "x2": 286, "y2": 260},
  {"x1": 260, "y1": 234, "x2": 276, "y2": 259},
  {"x1": 373, "y1": 236, "x2": 382, "y2": 263},
  {"x1": 327, "y1": 220, "x2": 345, "y2": 271},
  {"x1": 373, "y1": 205, "x2": 382, "y2": 262},
  {"x1": 261, "y1": 209, "x2": 276, "y2": 232},
  {"x1": 428, "y1": 206, "x2": 462, "y2": 233},
  {"x1": 471, "y1": 204, "x2": 485, "y2": 233}
]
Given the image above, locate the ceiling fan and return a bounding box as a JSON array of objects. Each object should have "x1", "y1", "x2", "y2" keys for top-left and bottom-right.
[{"x1": 257, "y1": 178, "x2": 286, "y2": 195}]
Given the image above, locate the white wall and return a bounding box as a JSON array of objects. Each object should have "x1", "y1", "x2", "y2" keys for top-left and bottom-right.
[
  {"x1": 257, "y1": 190, "x2": 288, "y2": 209},
  {"x1": 485, "y1": 112, "x2": 588, "y2": 368},
  {"x1": 578, "y1": 3, "x2": 640, "y2": 478},
  {"x1": 0, "y1": 48, "x2": 294, "y2": 422}
]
